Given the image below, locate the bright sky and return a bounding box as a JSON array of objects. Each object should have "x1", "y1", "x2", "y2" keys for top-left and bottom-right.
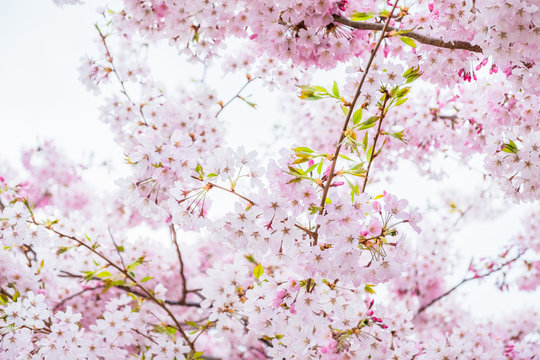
[{"x1": 1, "y1": 1, "x2": 538, "y2": 320}]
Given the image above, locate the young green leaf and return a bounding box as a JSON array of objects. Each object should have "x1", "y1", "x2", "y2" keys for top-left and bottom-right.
[
  {"x1": 253, "y1": 264, "x2": 264, "y2": 279},
  {"x1": 352, "y1": 108, "x2": 363, "y2": 125},
  {"x1": 400, "y1": 37, "x2": 416, "y2": 48}
]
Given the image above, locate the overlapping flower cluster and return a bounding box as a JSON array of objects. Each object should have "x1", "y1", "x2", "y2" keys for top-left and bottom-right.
[{"x1": 0, "y1": 0, "x2": 539, "y2": 359}]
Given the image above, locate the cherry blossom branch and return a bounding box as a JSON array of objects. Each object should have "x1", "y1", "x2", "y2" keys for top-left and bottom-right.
[
  {"x1": 333, "y1": 15, "x2": 483, "y2": 53},
  {"x1": 361, "y1": 93, "x2": 390, "y2": 192},
  {"x1": 0, "y1": 200, "x2": 4, "y2": 211},
  {"x1": 57, "y1": 271, "x2": 202, "y2": 307},
  {"x1": 416, "y1": 250, "x2": 526, "y2": 314},
  {"x1": 315, "y1": 0, "x2": 400, "y2": 245},
  {"x1": 215, "y1": 76, "x2": 257, "y2": 117},
  {"x1": 34, "y1": 222, "x2": 195, "y2": 350},
  {"x1": 108, "y1": 226, "x2": 126, "y2": 270},
  {"x1": 190, "y1": 175, "x2": 315, "y2": 238},
  {"x1": 170, "y1": 224, "x2": 188, "y2": 304},
  {"x1": 95, "y1": 25, "x2": 148, "y2": 125},
  {"x1": 53, "y1": 285, "x2": 104, "y2": 312}
]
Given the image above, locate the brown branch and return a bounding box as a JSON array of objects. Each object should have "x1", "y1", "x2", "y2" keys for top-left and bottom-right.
[
  {"x1": 108, "y1": 226, "x2": 126, "y2": 270},
  {"x1": 170, "y1": 224, "x2": 188, "y2": 304},
  {"x1": 37, "y1": 223, "x2": 195, "y2": 351},
  {"x1": 0, "y1": 200, "x2": 4, "y2": 211},
  {"x1": 416, "y1": 251, "x2": 526, "y2": 314},
  {"x1": 58, "y1": 271, "x2": 201, "y2": 307},
  {"x1": 361, "y1": 93, "x2": 390, "y2": 192},
  {"x1": 315, "y1": 1, "x2": 400, "y2": 245},
  {"x1": 333, "y1": 15, "x2": 483, "y2": 53},
  {"x1": 53, "y1": 285, "x2": 104, "y2": 312}
]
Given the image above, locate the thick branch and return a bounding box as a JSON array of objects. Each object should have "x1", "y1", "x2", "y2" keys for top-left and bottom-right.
[
  {"x1": 333, "y1": 15, "x2": 483, "y2": 53},
  {"x1": 417, "y1": 251, "x2": 525, "y2": 314}
]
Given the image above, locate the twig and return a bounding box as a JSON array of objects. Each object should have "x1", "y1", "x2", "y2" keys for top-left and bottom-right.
[
  {"x1": 95, "y1": 24, "x2": 148, "y2": 125},
  {"x1": 58, "y1": 271, "x2": 201, "y2": 307},
  {"x1": 315, "y1": 0, "x2": 400, "y2": 245},
  {"x1": 108, "y1": 226, "x2": 126, "y2": 270},
  {"x1": 36, "y1": 222, "x2": 195, "y2": 351},
  {"x1": 416, "y1": 251, "x2": 526, "y2": 314},
  {"x1": 216, "y1": 77, "x2": 257, "y2": 117},
  {"x1": 361, "y1": 93, "x2": 390, "y2": 192},
  {"x1": 53, "y1": 285, "x2": 104, "y2": 312},
  {"x1": 189, "y1": 176, "x2": 315, "y2": 238},
  {"x1": 170, "y1": 224, "x2": 188, "y2": 304},
  {"x1": 333, "y1": 15, "x2": 483, "y2": 53},
  {"x1": 0, "y1": 200, "x2": 4, "y2": 211}
]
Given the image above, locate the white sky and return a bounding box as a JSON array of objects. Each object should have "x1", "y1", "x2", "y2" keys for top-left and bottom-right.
[{"x1": 1, "y1": 1, "x2": 538, "y2": 319}]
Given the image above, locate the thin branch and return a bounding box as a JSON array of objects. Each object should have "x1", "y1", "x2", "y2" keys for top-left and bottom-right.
[
  {"x1": 170, "y1": 224, "x2": 188, "y2": 304},
  {"x1": 216, "y1": 77, "x2": 257, "y2": 117},
  {"x1": 108, "y1": 226, "x2": 126, "y2": 270},
  {"x1": 315, "y1": 1, "x2": 400, "y2": 245},
  {"x1": 58, "y1": 271, "x2": 201, "y2": 307},
  {"x1": 416, "y1": 251, "x2": 526, "y2": 314},
  {"x1": 95, "y1": 24, "x2": 148, "y2": 125},
  {"x1": 189, "y1": 176, "x2": 315, "y2": 238},
  {"x1": 0, "y1": 200, "x2": 4, "y2": 211},
  {"x1": 53, "y1": 285, "x2": 104, "y2": 312},
  {"x1": 36, "y1": 222, "x2": 195, "y2": 351},
  {"x1": 361, "y1": 93, "x2": 390, "y2": 192},
  {"x1": 333, "y1": 15, "x2": 483, "y2": 53}
]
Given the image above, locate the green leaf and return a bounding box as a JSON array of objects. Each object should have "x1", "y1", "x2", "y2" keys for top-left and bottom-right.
[
  {"x1": 293, "y1": 147, "x2": 314, "y2": 153},
  {"x1": 400, "y1": 36, "x2": 416, "y2": 48},
  {"x1": 193, "y1": 352, "x2": 204, "y2": 359},
  {"x1": 395, "y1": 98, "x2": 408, "y2": 106},
  {"x1": 403, "y1": 66, "x2": 423, "y2": 83},
  {"x1": 305, "y1": 162, "x2": 318, "y2": 174},
  {"x1": 350, "y1": 11, "x2": 373, "y2": 21},
  {"x1": 298, "y1": 85, "x2": 329, "y2": 100},
  {"x1": 185, "y1": 321, "x2": 199, "y2": 328},
  {"x1": 362, "y1": 132, "x2": 369, "y2": 150},
  {"x1": 358, "y1": 116, "x2": 379, "y2": 130},
  {"x1": 366, "y1": 146, "x2": 373, "y2": 162},
  {"x1": 502, "y1": 140, "x2": 518, "y2": 153},
  {"x1": 352, "y1": 108, "x2": 363, "y2": 125},
  {"x1": 332, "y1": 81, "x2": 340, "y2": 98},
  {"x1": 340, "y1": 105, "x2": 349, "y2": 116},
  {"x1": 56, "y1": 246, "x2": 71, "y2": 255},
  {"x1": 396, "y1": 87, "x2": 410, "y2": 99},
  {"x1": 389, "y1": 131, "x2": 407, "y2": 143},
  {"x1": 316, "y1": 161, "x2": 323, "y2": 175},
  {"x1": 364, "y1": 284, "x2": 376, "y2": 294},
  {"x1": 140, "y1": 276, "x2": 153, "y2": 283},
  {"x1": 253, "y1": 264, "x2": 264, "y2": 279},
  {"x1": 95, "y1": 271, "x2": 112, "y2": 279}
]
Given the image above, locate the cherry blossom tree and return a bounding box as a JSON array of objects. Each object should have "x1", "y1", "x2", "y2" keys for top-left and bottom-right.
[{"x1": 1, "y1": 0, "x2": 539, "y2": 359}]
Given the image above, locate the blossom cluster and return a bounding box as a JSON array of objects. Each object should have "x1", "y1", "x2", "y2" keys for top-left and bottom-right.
[{"x1": 1, "y1": 0, "x2": 539, "y2": 359}]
